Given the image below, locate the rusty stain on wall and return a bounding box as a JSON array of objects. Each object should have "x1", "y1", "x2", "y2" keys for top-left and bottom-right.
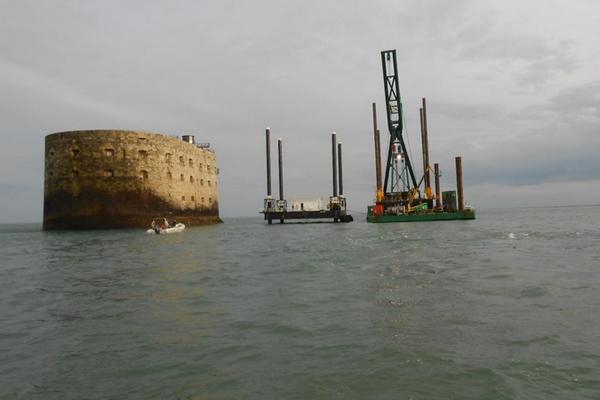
[{"x1": 43, "y1": 130, "x2": 221, "y2": 230}]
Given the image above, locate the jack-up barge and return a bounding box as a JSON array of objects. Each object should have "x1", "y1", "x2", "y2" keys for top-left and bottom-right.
[
  {"x1": 367, "y1": 49, "x2": 475, "y2": 223},
  {"x1": 261, "y1": 129, "x2": 353, "y2": 224}
]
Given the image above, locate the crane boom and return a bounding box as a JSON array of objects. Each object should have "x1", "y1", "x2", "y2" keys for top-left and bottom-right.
[{"x1": 381, "y1": 50, "x2": 418, "y2": 193}]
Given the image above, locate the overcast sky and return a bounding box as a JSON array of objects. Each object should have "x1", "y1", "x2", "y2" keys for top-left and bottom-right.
[{"x1": 1, "y1": 0, "x2": 599, "y2": 222}]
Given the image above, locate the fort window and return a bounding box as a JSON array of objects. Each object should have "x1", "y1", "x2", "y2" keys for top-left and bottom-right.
[
  {"x1": 49, "y1": 151, "x2": 55, "y2": 156},
  {"x1": 71, "y1": 149, "x2": 80, "y2": 158},
  {"x1": 201, "y1": 197, "x2": 205, "y2": 203},
  {"x1": 200, "y1": 178, "x2": 204, "y2": 185},
  {"x1": 104, "y1": 148, "x2": 114, "y2": 157},
  {"x1": 138, "y1": 150, "x2": 148, "y2": 160},
  {"x1": 207, "y1": 164, "x2": 211, "y2": 172},
  {"x1": 165, "y1": 153, "x2": 172, "y2": 162},
  {"x1": 122, "y1": 149, "x2": 126, "y2": 159},
  {"x1": 73, "y1": 169, "x2": 79, "y2": 177},
  {"x1": 49, "y1": 171, "x2": 54, "y2": 177},
  {"x1": 182, "y1": 195, "x2": 186, "y2": 201},
  {"x1": 180, "y1": 174, "x2": 184, "y2": 181},
  {"x1": 208, "y1": 180, "x2": 211, "y2": 187},
  {"x1": 191, "y1": 195, "x2": 195, "y2": 202},
  {"x1": 103, "y1": 169, "x2": 114, "y2": 178},
  {"x1": 190, "y1": 176, "x2": 194, "y2": 183},
  {"x1": 209, "y1": 197, "x2": 212, "y2": 203},
  {"x1": 140, "y1": 170, "x2": 148, "y2": 180},
  {"x1": 167, "y1": 171, "x2": 172, "y2": 180},
  {"x1": 189, "y1": 158, "x2": 193, "y2": 167},
  {"x1": 179, "y1": 156, "x2": 184, "y2": 165},
  {"x1": 199, "y1": 163, "x2": 203, "y2": 170}
]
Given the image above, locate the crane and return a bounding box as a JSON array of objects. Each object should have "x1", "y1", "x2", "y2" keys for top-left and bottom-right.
[
  {"x1": 367, "y1": 49, "x2": 476, "y2": 222},
  {"x1": 381, "y1": 49, "x2": 418, "y2": 197}
]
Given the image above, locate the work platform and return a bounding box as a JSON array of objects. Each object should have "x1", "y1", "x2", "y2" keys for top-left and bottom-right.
[
  {"x1": 260, "y1": 129, "x2": 353, "y2": 224},
  {"x1": 262, "y1": 197, "x2": 353, "y2": 224},
  {"x1": 366, "y1": 49, "x2": 475, "y2": 223}
]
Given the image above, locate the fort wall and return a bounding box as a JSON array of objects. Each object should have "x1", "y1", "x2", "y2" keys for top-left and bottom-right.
[{"x1": 43, "y1": 130, "x2": 221, "y2": 229}]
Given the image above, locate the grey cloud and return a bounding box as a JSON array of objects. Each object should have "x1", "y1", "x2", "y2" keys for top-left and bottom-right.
[
  {"x1": 454, "y1": 6, "x2": 578, "y2": 89},
  {"x1": 410, "y1": 78, "x2": 600, "y2": 190},
  {"x1": 461, "y1": 36, "x2": 576, "y2": 87},
  {"x1": 431, "y1": 101, "x2": 500, "y2": 121},
  {"x1": 457, "y1": 82, "x2": 600, "y2": 185},
  {"x1": 0, "y1": 183, "x2": 42, "y2": 223},
  {"x1": 461, "y1": 36, "x2": 560, "y2": 62},
  {"x1": 546, "y1": 82, "x2": 600, "y2": 118},
  {"x1": 1, "y1": 0, "x2": 600, "y2": 220}
]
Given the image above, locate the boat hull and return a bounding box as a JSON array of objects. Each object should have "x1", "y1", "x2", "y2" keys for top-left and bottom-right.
[
  {"x1": 367, "y1": 209, "x2": 475, "y2": 223},
  {"x1": 146, "y1": 223, "x2": 186, "y2": 234}
]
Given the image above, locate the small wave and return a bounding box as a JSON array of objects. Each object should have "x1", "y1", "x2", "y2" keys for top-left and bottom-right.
[
  {"x1": 485, "y1": 273, "x2": 512, "y2": 280},
  {"x1": 507, "y1": 232, "x2": 530, "y2": 240},
  {"x1": 518, "y1": 286, "x2": 550, "y2": 298},
  {"x1": 508, "y1": 334, "x2": 560, "y2": 347}
]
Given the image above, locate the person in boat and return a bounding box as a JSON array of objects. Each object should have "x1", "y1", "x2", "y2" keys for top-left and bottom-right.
[{"x1": 151, "y1": 219, "x2": 160, "y2": 234}]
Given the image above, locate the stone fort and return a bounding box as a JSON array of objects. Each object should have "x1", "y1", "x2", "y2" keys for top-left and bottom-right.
[{"x1": 43, "y1": 130, "x2": 220, "y2": 229}]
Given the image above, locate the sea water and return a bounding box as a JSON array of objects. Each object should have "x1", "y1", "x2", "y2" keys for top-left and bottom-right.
[{"x1": 1, "y1": 207, "x2": 599, "y2": 399}]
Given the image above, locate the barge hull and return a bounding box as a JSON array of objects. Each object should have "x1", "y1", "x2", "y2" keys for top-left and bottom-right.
[
  {"x1": 264, "y1": 210, "x2": 353, "y2": 223},
  {"x1": 367, "y1": 209, "x2": 475, "y2": 223}
]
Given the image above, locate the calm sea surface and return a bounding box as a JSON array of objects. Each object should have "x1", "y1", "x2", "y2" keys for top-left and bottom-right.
[{"x1": 1, "y1": 207, "x2": 599, "y2": 399}]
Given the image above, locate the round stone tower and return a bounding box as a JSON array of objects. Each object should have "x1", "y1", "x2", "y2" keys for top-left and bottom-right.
[{"x1": 43, "y1": 130, "x2": 221, "y2": 229}]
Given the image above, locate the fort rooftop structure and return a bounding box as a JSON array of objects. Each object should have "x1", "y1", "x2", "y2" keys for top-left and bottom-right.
[{"x1": 43, "y1": 130, "x2": 220, "y2": 230}]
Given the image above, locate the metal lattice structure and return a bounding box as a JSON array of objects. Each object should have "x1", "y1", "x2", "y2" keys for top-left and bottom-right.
[{"x1": 381, "y1": 50, "x2": 418, "y2": 194}]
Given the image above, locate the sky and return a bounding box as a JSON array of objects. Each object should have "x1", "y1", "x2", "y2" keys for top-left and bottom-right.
[{"x1": 1, "y1": 0, "x2": 599, "y2": 222}]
